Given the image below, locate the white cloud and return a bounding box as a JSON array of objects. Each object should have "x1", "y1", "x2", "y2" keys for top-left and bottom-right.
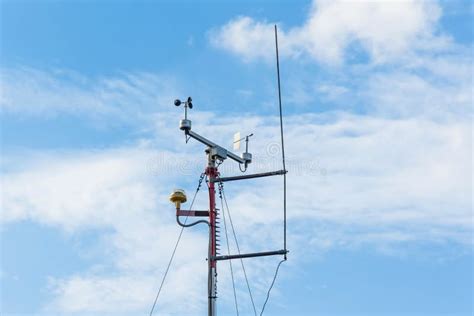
[
  {"x1": 363, "y1": 58, "x2": 472, "y2": 118},
  {"x1": 209, "y1": 16, "x2": 280, "y2": 63},
  {"x1": 209, "y1": 0, "x2": 449, "y2": 64},
  {"x1": 1, "y1": 146, "x2": 211, "y2": 314},
  {"x1": 47, "y1": 260, "x2": 208, "y2": 315},
  {"x1": 211, "y1": 114, "x2": 472, "y2": 250},
  {"x1": 1, "y1": 147, "x2": 157, "y2": 229},
  {"x1": 0, "y1": 67, "x2": 181, "y2": 121}
]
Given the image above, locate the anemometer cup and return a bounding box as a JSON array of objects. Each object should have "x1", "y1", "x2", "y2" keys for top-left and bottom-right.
[{"x1": 174, "y1": 97, "x2": 193, "y2": 108}]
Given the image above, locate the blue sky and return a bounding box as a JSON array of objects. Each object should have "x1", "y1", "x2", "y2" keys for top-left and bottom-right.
[{"x1": 1, "y1": 1, "x2": 472, "y2": 315}]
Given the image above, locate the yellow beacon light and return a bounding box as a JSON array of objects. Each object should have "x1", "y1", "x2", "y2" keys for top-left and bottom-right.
[{"x1": 169, "y1": 189, "x2": 187, "y2": 209}]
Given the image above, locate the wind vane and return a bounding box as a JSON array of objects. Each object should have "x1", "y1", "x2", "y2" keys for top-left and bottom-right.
[{"x1": 151, "y1": 25, "x2": 288, "y2": 316}]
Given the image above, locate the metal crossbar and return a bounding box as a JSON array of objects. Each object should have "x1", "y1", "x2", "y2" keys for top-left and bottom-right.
[
  {"x1": 211, "y1": 170, "x2": 287, "y2": 183},
  {"x1": 212, "y1": 249, "x2": 288, "y2": 261}
]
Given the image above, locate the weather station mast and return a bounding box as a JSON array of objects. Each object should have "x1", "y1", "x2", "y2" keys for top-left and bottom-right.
[{"x1": 150, "y1": 26, "x2": 288, "y2": 316}]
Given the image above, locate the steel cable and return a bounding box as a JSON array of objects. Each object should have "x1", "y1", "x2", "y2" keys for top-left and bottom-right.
[
  {"x1": 259, "y1": 259, "x2": 285, "y2": 315},
  {"x1": 220, "y1": 182, "x2": 258, "y2": 316},
  {"x1": 219, "y1": 184, "x2": 239, "y2": 315},
  {"x1": 149, "y1": 173, "x2": 205, "y2": 316}
]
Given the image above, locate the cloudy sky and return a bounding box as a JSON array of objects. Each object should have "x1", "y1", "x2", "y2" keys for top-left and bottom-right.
[{"x1": 1, "y1": 0, "x2": 472, "y2": 315}]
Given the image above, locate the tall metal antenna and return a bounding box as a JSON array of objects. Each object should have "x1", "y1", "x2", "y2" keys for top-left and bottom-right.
[{"x1": 274, "y1": 24, "x2": 287, "y2": 260}]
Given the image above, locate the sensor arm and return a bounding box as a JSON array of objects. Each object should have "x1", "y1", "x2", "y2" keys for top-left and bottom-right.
[
  {"x1": 186, "y1": 130, "x2": 245, "y2": 164},
  {"x1": 177, "y1": 96, "x2": 250, "y2": 165},
  {"x1": 177, "y1": 210, "x2": 210, "y2": 217},
  {"x1": 176, "y1": 207, "x2": 210, "y2": 227},
  {"x1": 210, "y1": 169, "x2": 287, "y2": 183}
]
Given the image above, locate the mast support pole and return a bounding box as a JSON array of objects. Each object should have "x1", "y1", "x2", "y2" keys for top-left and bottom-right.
[{"x1": 206, "y1": 156, "x2": 218, "y2": 316}]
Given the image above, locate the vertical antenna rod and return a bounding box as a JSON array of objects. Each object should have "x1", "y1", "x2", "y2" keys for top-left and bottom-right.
[{"x1": 274, "y1": 25, "x2": 287, "y2": 260}]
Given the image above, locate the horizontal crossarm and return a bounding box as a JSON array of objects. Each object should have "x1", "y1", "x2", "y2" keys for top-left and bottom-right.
[
  {"x1": 211, "y1": 249, "x2": 288, "y2": 261},
  {"x1": 187, "y1": 130, "x2": 245, "y2": 164},
  {"x1": 210, "y1": 170, "x2": 287, "y2": 183}
]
